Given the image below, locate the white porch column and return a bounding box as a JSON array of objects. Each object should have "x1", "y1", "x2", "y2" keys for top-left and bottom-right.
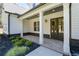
[
  {"x1": 63, "y1": 3, "x2": 71, "y2": 55},
  {"x1": 39, "y1": 12, "x2": 44, "y2": 44},
  {"x1": 20, "y1": 19, "x2": 23, "y2": 37}
]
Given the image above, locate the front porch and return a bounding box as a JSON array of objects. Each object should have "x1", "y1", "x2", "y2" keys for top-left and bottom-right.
[
  {"x1": 24, "y1": 35, "x2": 63, "y2": 53},
  {"x1": 19, "y1": 3, "x2": 71, "y2": 55}
]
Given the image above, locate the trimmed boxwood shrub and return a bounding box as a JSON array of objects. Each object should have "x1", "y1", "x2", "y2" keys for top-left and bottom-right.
[
  {"x1": 12, "y1": 39, "x2": 27, "y2": 46},
  {"x1": 9, "y1": 36, "x2": 16, "y2": 41},
  {"x1": 5, "y1": 46, "x2": 29, "y2": 56},
  {"x1": 9, "y1": 35, "x2": 20, "y2": 40},
  {"x1": 11, "y1": 39, "x2": 19, "y2": 43},
  {"x1": 15, "y1": 36, "x2": 22, "y2": 40},
  {"x1": 13, "y1": 40, "x2": 25, "y2": 46},
  {"x1": 13, "y1": 41, "x2": 22, "y2": 46},
  {"x1": 25, "y1": 40, "x2": 33, "y2": 46},
  {"x1": 20, "y1": 38, "x2": 27, "y2": 43}
]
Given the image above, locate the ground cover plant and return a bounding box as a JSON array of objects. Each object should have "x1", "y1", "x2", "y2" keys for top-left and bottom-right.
[{"x1": 5, "y1": 46, "x2": 29, "y2": 56}]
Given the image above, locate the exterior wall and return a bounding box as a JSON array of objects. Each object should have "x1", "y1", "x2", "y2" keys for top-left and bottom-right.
[
  {"x1": 71, "y1": 3, "x2": 79, "y2": 39},
  {"x1": 10, "y1": 14, "x2": 22, "y2": 34},
  {"x1": 0, "y1": 15, "x2": 3, "y2": 34},
  {"x1": 23, "y1": 11, "x2": 63, "y2": 35},
  {"x1": 23, "y1": 20, "x2": 30, "y2": 33},
  {"x1": 1, "y1": 9, "x2": 9, "y2": 34},
  {"x1": 1, "y1": 3, "x2": 26, "y2": 35},
  {"x1": 1, "y1": 9, "x2": 21, "y2": 35}
]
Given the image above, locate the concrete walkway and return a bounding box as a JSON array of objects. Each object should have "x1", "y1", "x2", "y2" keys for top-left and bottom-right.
[{"x1": 26, "y1": 46, "x2": 63, "y2": 56}]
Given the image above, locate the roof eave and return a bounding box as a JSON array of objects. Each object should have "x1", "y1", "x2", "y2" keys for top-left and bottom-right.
[
  {"x1": 18, "y1": 3, "x2": 46, "y2": 18},
  {"x1": 5, "y1": 11, "x2": 20, "y2": 16}
]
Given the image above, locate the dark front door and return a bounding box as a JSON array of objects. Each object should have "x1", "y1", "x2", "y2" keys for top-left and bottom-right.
[{"x1": 50, "y1": 17, "x2": 63, "y2": 41}]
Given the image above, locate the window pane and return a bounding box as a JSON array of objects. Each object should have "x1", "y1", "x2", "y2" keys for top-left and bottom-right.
[
  {"x1": 34, "y1": 22, "x2": 36, "y2": 31},
  {"x1": 34, "y1": 21, "x2": 40, "y2": 31}
]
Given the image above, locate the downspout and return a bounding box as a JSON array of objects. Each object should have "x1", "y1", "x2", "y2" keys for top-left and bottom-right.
[
  {"x1": 69, "y1": 3, "x2": 72, "y2": 54},
  {"x1": 8, "y1": 13, "x2": 10, "y2": 35}
]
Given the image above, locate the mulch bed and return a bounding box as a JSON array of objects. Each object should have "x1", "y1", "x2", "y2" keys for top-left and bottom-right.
[
  {"x1": 0, "y1": 35, "x2": 40, "y2": 56},
  {"x1": 71, "y1": 50, "x2": 79, "y2": 56},
  {"x1": 24, "y1": 42, "x2": 40, "y2": 56}
]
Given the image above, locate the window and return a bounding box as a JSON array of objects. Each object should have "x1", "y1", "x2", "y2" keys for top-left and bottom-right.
[{"x1": 34, "y1": 21, "x2": 39, "y2": 31}]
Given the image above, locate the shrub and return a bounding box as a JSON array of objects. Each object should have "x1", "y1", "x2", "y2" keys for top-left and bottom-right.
[
  {"x1": 11, "y1": 39, "x2": 18, "y2": 43},
  {"x1": 5, "y1": 46, "x2": 29, "y2": 56},
  {"x1": 15, "y1": 36, "x2": 21, "y2": 40},
  {"x1": 9, "y1": 35, "x2": 20, "y2": 40},
  {"x1": 20, "y1": 38, "x2": 27, "y2": 43},
  {"x1": 13, "y1": 39, "x2": 27, "y2": 46},
  {"x1": 9, "y1": 36, "x2": 15, "y2": 41},
  {"x1": 9, "y1": 35, "x2": 33, "y2": 47},
  {"x1": 13, "y1": 41, "x2": 23, "y2": 46},
  {"x1": 25, "y1": 41, "x2": 33, "y2": 46}
]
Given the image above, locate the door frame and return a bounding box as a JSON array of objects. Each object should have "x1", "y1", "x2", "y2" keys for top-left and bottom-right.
[{"x1": 50, "y1": 17, "x2": 63, "y2": 39}]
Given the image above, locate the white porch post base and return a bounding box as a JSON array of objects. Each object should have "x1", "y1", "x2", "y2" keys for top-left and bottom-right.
[
  {"x1": 63, "y1": 3, "x2": 71, "y2": 55},
  {"x1": 39, "y1": 12, "x2": 44, "y2": 44},
  {"x1": 21, "y1": 33, "x2": 23, "y2": 37}
]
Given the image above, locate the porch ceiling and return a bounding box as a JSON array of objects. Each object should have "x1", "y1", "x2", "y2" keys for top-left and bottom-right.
[
  {"x1": 24, "y1": 6, "x2": 63, "y2": 20},
  {"x1": 19, "y1": 3, "x2": 63, "y2": 20}
]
